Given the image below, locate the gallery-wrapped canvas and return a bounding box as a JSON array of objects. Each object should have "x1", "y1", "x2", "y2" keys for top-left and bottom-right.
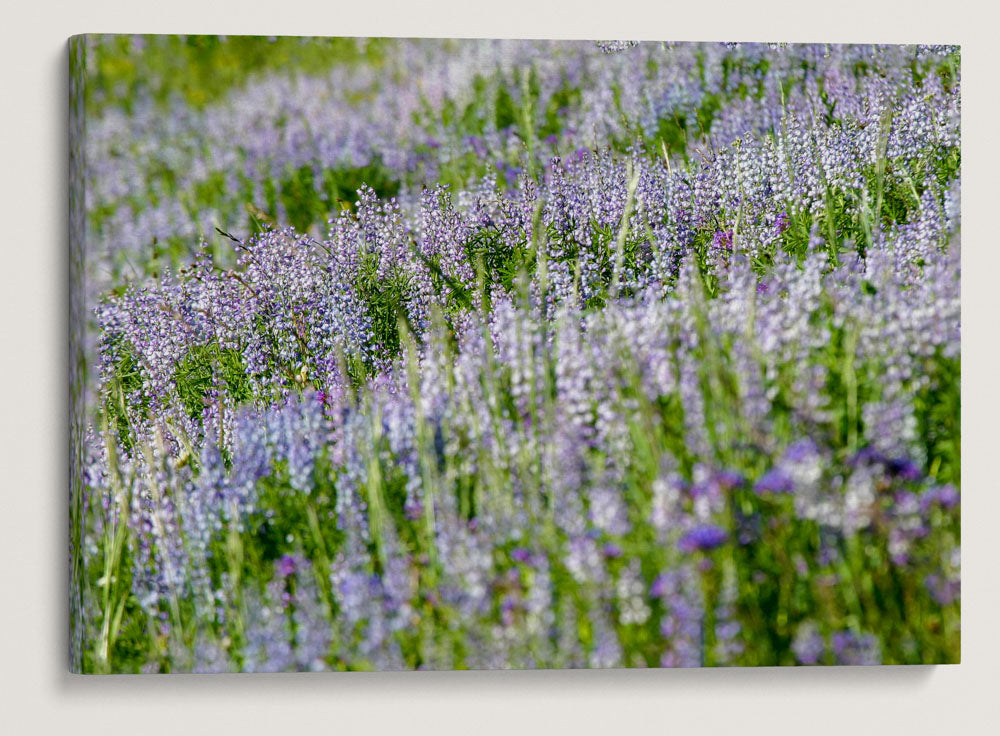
[{"x1": 69, "y1": 36, "x2": 960, "y2": 673}]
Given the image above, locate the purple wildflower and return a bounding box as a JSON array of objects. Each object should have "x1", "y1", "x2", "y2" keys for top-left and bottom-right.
[
  {"x1": 678, "y1": 525, "x2": 728, "y2": 553},
  {"x1": 920, "y1": 484, "x2": 960, "y2": 511},
  {"x1": 712, "y1": 229, "x2": 734, "y2": 251},
  {"x1": 755, "y1": 468, "x2": 795, "y2": 495}
]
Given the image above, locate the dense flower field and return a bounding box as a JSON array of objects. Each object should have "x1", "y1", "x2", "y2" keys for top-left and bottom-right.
[{"x1": 69, "y1": 37, "x2": 960, "y2": 672}]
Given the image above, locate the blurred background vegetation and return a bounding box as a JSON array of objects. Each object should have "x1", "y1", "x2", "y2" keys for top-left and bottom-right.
[{"x1": 85, "y1": 34, "x2": 387, "y2": 114}]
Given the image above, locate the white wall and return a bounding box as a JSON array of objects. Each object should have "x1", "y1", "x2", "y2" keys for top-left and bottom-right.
[{"x1": 2, "y1": 2, "x2": 996, "y2": 733}]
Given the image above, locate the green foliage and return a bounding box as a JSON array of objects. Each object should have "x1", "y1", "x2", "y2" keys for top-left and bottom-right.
[
  {"x1": 539, "y1": 82, "x2": 583, "y2": 140},
  {"x1": 464, "y1": 225, "x2": 533, "y2": 295},
  {"x1": 355, "y1": 252, "x2": 413, "y2": 365},
  {"x1": 174, "y1": 342, "x2": 254, "y2": 422},
  {"x1": 915, "y1": 355, "x2": 961, "y2": 485},
  {"x1": 322, "y1": 162, "x2": 400, "y2": 213},
  {"x1": 104, "y1": 346, "x2": 146, "y2": 451}
]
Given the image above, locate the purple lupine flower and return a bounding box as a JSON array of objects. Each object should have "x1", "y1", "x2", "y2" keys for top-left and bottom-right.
[
  {"x1": 924, "y1": 574, "x2": 960, "y2": 606},
  {"x1": 602, "y1": 542, "x2": 624, "y2": 559},
  {"x1": 276, "y1": 555, "x2": 298, "y2": 578},
  {"x1": 715, "y1": 469, "x2": 744, "y2": 491},
  {"x1": 755, "y1": 467, "x2": 795, "y2": 495},
  {"x1": 711, "y1": 229, "x2": 734, "y2": 251},
  {"x1": 678, "y1": 524, "x2": 728, "y2": 553},
  {"x1": 403, "y1": 500, "x2": 424, "y2": 521},
  {"x1": 888, "y1": 457, "x2": 923, "y2": 482},
  {"x1": 921, "y1": 484, "x2": 960, "y2": 511},
  {"x1": 832, "y1": 631, "x2": 882, "y2": 666},
  {"x1": 850, "y1": 447, "x2": 887, "y2": 468},
  {"x1": 655, "y1": 566, "x2": 704, "y2": 667},
  {"x1": 510, "y1": 547, "x2": 533, "y2": 564},
  {"x1": 792, "y1": 623, "x2": 826, "y2": 665},
  {"x1": 774, "y1": 210, "x2": 790, "y2": 235}
]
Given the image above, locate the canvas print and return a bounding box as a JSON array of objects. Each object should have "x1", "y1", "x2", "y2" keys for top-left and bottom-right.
[{"x1": 69, "y1": 36, "x2": 960, "y2": 673}]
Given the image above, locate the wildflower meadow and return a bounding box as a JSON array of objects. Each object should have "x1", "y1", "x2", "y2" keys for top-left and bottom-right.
[{"x1": 69, "y1": 37, "x2": 960, "y2": 673}]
